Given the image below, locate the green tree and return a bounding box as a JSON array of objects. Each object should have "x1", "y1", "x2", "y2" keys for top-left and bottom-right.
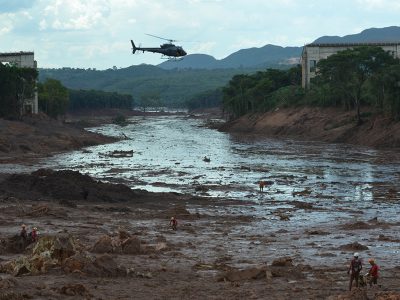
[
  {"x1": 38, "y1": 79, "x2": 69, "y2": 118},
  {"x1": 139, "y1": 92, "x2": 162, "y2": 112},
  {"x1": 316, "y1": 46, "x2": 397, "y2": 124}
]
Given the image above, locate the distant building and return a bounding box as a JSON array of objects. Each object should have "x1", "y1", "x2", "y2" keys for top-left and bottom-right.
[
  {"x1": 0, "y1": 51, "x2": 38, "y2": 114},
  {"x1": 301, "y1": 42, "x2": 400, "y2": 89}
]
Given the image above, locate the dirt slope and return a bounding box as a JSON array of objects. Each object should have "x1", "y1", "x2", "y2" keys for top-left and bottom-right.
[
  {"x1": 0, "y1": 114, "x2": 116, "y2": 163},
  {"x1": 220, "y1": 107, "x2": 400, "y2": 149}
]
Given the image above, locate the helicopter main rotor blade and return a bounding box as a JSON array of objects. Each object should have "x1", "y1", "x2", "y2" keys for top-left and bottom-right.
[{"x1": 146, "y1": 33, "x2": 177, "y2": 43}]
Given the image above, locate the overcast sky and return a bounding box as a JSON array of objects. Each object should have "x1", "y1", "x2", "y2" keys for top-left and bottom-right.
[{"x1": 0, "y1": 0, "x2": 399, "y2": 69}]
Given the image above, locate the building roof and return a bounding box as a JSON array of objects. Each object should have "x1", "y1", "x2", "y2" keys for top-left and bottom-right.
[
  {"x1": 305, "y1": 42, "x2": 400, "y2": 47},
  {"x1": 0, "y1": 51, "x2": 34, "y2": 57}
]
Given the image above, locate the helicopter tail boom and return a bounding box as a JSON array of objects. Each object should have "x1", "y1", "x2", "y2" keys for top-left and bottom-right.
[{"x1": 131, "y1": 40, "x2": 137, "y2": 54}]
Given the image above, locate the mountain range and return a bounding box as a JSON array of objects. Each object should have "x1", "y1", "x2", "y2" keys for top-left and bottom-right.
[{"x1": 158, "y1": 26, "x2": 400, "y2": 70}]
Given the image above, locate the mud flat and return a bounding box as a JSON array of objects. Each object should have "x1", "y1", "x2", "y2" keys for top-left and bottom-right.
[{"x1": 0, "y1": 169, "x2": 399, "y2": 299}]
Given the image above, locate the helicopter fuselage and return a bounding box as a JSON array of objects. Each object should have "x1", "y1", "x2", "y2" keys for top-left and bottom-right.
[{"x1": 131, "y1": 40, "x2": 187, "y2": 58}]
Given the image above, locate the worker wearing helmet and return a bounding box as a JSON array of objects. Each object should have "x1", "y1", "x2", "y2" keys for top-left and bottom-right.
[
  {"x1": 347, "y1": 252, "x2": 363, "y2": 290},
  {"x1": 367, "y1": 258, "x2": 379, "y2": 287}
]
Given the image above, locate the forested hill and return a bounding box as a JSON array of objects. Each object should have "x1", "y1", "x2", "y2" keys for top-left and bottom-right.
[
  {"x1": 39, "y1": 65, "x2": 260, "y2": 107},
  {"x1": 313, "y1": 26, "x2": 400, "y2": 44}
]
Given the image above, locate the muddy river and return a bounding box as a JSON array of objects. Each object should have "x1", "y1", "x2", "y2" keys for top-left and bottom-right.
[{"x1": 30, "y1": 115, "x2": 400, "y2": 266}]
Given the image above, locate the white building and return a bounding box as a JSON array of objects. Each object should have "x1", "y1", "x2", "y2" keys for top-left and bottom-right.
[
  {"x1": 0, "y1": 51, "x2": 38, "y2": 114},
  {"x1": 301, "y1": 42, "x2": 400, "y2": 89}
]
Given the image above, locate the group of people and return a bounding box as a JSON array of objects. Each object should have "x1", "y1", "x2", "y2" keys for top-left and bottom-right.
[
  {"x1": 20, "y1": 224, "x2": 38, "y2": 245},
  {"x1": 348, "y1": 252, "x2": 380, "y2": 290}
]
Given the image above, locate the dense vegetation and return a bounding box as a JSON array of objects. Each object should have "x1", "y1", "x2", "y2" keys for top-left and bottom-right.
[
  {"x1": 222, "y1": 65, "x2": 302, "y2": 118},
  {"x1": 39, "y1": 65, "x2": 261, "y2": 107},
  {"x1": 0, "y1": 63, "x2": 37, "y2": 119},
  {"x1": 222, "y1": 47, "x2": 400, "y2": 122},
  {"x1": 186, "y1": 88, "x2": 223, "y2": 111},
  {"x1": 69, "y1": 89, "x2": 133, "y2": 112},
  {"x1": 38, "y1": 79, "x2": 69, "y2": 118}
]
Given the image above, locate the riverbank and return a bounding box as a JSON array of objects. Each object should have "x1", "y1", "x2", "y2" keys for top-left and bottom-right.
[
  {"x1": 0, "y1": 169, "x2": 399, "y2": 299},
  {"x1": 219, "y1": 107, "x2": 400, "y2": 149},
  {"x1": 0, "y1": 114, "x2": 117, "y2": 164}
]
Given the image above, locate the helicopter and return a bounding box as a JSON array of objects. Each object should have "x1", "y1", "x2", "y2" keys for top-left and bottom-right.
[{"x1": 131, "y1": 34, "x2": 187, "y2": 60}]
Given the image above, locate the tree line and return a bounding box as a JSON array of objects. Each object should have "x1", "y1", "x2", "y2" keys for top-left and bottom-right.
[
  {"x1": 0, "y1": 65, "x2": 133, "y2": 120},
  {"x1": 222, "y1": 46, "x2": 400, "y2": 122}
]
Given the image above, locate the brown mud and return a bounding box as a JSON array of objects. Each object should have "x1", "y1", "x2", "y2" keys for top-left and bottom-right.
[
  {"x1": 0, "y1": 112, "x2": 399, "y2": 299},
  {"x1": 0, "y1": 169, "x2": 399, "y2": 299},
  {"x1": 0, "y1": 114, "x2": 116, "y2": 164},
  {"x1": 219, "y1": 107, "x2": 400, "y2": 149}
]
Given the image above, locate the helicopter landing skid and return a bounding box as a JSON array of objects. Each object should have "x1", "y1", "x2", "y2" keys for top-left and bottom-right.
[{"x1": 161, "y1": 56, "x2": 184, "y2": 61}]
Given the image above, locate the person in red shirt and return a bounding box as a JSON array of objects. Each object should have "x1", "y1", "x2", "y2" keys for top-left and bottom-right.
[
  {"x1": 30, "y1": 227, "x2": 38, "y2": 242},
  {"x1": 367, "y1": 258, "x2": 379, "y2": 287},
  {"x1": 169, "y1": 217, "x2": 178, "y2": 231}
]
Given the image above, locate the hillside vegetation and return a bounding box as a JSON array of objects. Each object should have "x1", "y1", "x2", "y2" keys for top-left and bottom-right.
[
  {"x1": 39, "y1": 65, "x2": 260, "y2": 107},
  {"x1": 222, "y1": 47, "x2": 400, "y2": 122}
]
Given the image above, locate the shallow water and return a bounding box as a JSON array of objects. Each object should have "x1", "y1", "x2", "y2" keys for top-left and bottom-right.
[{"x1": 36, "y1": 115, "x2": 399, "y2": 202}]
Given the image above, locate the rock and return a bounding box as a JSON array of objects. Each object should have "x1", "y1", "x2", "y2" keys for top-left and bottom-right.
[
  {"x1": 92, "y1": 254, "x2": 124, "y2": 277},
  {"x1": 291, "y1": 201, "x2": 313, "y2": 209},
  {"x1": 271, "y1": 257, "x2": 293, "y2": 267},
  {"x1": 64, "y1": 253, "x2": 125, "y2": 277},
  {"x1": 339, "y1": 242, "x2": 368, "y2": 251},
  {"x1": 121, "y1": 237, "x2": 141, "y2": 255},
  {"x1": 91, "y1": 235, "x2": 114, "y2": 254},
  {"x1": 292, "y1": 189, "x2": 312, "y2": 197}
]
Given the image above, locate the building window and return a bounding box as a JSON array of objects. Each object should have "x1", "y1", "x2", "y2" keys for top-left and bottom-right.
[{"x1": 309, "y1": 60, "x2": 317, "y2": 72}]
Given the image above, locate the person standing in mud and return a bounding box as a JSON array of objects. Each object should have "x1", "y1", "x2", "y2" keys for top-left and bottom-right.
[
  {"x1": 348, "y1": 252, "x2": 363, "y2": 290},
  {"x1": 259, "y1": 181, "x2": 265, "y2": 192},
  {"x1": 170, "y1": 217, "x2": 178, "y2": 231},
  {"x1": 30, "y1": 227, "x2": 38, "y2": 242},
  {"x1": 367, "y1": 258, "x2": 379, "y2": 288},
  {"x1": 20, "y1": 224, "x2": 28, "y2": 248}
]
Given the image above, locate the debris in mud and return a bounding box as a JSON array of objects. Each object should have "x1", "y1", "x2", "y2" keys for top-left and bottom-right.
[
  {"x1": 271, "y1": 257, "x2": 293, "y2": 267},
  {"x1": 292, "y1": 189, "x2": 312, "y2": 197},
  {"x1": 340, "y1": 221, "x2": 371, "y2": 230},
  {"x1": 194, "y1": 185, "x2": 209, "y2": 193},
  {"x1": 275, "y1": 213, "x2": 290, "y2": 221},
  {"x1": 378, "y1": 234, "x2": 400, "y2": 243},
  {"x1": 386, "y1": 188, "x2": 398, "y2": 200},
  {"x1": 99, "y1": 150, "x2": 134, "y2": 158},
  {"x1": 306, "y1": 230, "x2": 329, "y2": 235},
  {"x1": 58, "y1": 283, "x2": 92, "y2": 297},
  {"x1": 7, "y1": 234, "x2": 80, "y2": 276},
  {"x1": 339, "y1": 242, "x2": 369, "y2": 251},
  {"x1": 291, "y1": 200, "x2": 313, "y2": 210},
  {"x1": 203, "y1": 156, "x2": 210, "y2": 162}
]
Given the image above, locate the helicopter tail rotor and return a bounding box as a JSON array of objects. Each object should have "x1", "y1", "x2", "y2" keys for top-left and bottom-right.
[{"x1": 131, "y1": 40, "x2": 137, "y2": 54}]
